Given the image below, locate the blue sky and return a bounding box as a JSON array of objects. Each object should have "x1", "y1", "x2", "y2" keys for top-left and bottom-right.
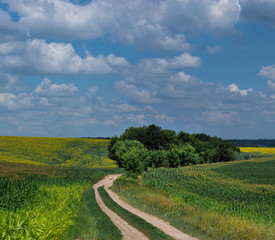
[{"x1": 0, "y1": 0, "x2": 275, "y2": 139}]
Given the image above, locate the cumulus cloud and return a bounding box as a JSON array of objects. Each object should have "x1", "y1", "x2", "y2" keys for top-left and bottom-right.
[
  {"x1": 0, "y1": 73, "x2": 21, "y2": 90},
  {"x1": 169, "y1": 71, "x2": 194, "y2": 83},
  {"x1": 0, "y1": 92, "x2": 35, "y2": 110},
  {"x1": 2, "y1": 0, "x2": 242, "y2": 52},
  {"x1": 0, "y1": 9, "x2": 25, "y2": 43},
  {"x1": 159, "y1": 0, "x2": 241, "y2": 33},
  {"x1": 258, "y1": 65, "x2": 275, "y2": 90},
  {"x1": 227, "y1": 83, "x2": 252, "y2": 96},
  {"x1": 240, "y1": 0, "x2": 275, "y2": 25},
  {"x1": 0, "y1": 39, "x2": 130, "y2": 75},
  {"x1": 34, "y1": 78, "x2": 78, "y2": 97},
  {"x1": 136, "y1": 53, "x2": 201, "y2": 75},
  {"x1": 115, "y1": 80, "x2": 160, "y2": 104}
]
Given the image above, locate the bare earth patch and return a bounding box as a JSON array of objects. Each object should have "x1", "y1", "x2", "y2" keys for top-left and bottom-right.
[{"x1": 93, "y1": 175, "x2": 148, "y2": 240}]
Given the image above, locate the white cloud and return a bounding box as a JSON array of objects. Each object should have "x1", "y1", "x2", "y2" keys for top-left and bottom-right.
[
  {"x1": 126, "y1": 114, "x2": 147, "y2": 125},
  {"x1": 2, "y1": 0, "x2": 241, "y2": 52},
  {"x1": 115, "y1": 80, "x2": 160, "y2": 104},
  {"x1": 106, "y1": 54, "x2": 131, "y2": 68},
  {"x1": 267, "y1": 80, "x2": 275, "y2": 90},
  {"x1": 170, "y1": 53, "x2": 201, "y2": 69},
  {"x1": 0, "y1": 92, "x2": 34, "y2": 110},
  {"x1": 0, "y1": 39, "x2": 130, "y2": 75},
  {"x1": 258, "y1": 65, "x2": 275, "y2": 90},
  {"x1": 258, "y1": 65, "x2": 275, "y2": 79},
  {"x1": 155, "y1": 114, "x2": 175, "y2": 122},
  {"x1": 159, "y1": 0, "x2": 240, "y2": 33},
  {"x1": 0, "y1": 9, "x2": 25, "y2": 43},
  {"x1": 0, "y1": 73, "x2": 21, "y2": 90},
  {"x1": 240, "y1": 0, "x2": 275, "y2": 25},
  {"x1": 114, "y1": 103, "x2": 137, "y2": 112},
  {"x1": 34, "y1": 78, "x2": 78, "y2": 97},
  {"x1": 202, "y1": 111, "x2": 240, "y2": 126},
  {"x1": 169, "y1": 71, "x2": 194, "y2": 83},
  {"x1": 207, "y1": 45, "x2": 223, "y2": 54},
  {"x1": 227, "y1": 83, "x2": 252, "y2": 96},
  {"x1": 137, "y1": 53, "x2": 201, "y2": 74}
]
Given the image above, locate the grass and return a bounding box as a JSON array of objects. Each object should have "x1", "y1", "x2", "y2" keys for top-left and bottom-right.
[
  {"x1": 98, "y1": 186, "x2": 173, "y2": 240},
  {"x1": 62, "y1": 187, "x2": 122, "y2": 240},
  {"x1": 112, "y1": 157, "x2": 275, "y2": 240},
  {"x1": 0, "y1": 136, "x2": 124, "y2": 239}
]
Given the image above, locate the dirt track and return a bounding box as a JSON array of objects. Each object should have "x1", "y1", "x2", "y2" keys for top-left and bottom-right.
[{"x1": 94, "y1": 174, "x2": 199, "y2": 240}]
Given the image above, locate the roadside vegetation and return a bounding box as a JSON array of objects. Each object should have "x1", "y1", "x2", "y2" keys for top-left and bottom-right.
[
  {"x1": 112, "y1": 157, "x2": 275, "y2": 240},
  {"x1": 98, "y1": 186, "x2": 173, "y2": 240},
  {"x1": 0, "y1": 137, "x2": 122, "y2": 239}
]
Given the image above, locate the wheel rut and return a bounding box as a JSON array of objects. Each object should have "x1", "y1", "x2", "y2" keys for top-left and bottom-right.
[{"x1": 94, "y1": 174, "x2": 199, "y2": 240}]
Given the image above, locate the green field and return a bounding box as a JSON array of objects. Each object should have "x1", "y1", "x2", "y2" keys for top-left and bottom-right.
[
  {"x1": 112, "y1": 157, "x2": 275, "y2": 240},
  {"x1": 0, "y1": 137, "x2": 122, "y2": 239},
  {"x1": 0, "y1": 136, "x2": 117, "y2": 168},
  {"x1": 1, "y1": 136, "x2": 275, "y2": 239}
]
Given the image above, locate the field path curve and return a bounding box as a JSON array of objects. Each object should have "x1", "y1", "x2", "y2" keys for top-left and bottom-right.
[{"x1": 94, "y1": 174, "x2": 199, "y2": 240}]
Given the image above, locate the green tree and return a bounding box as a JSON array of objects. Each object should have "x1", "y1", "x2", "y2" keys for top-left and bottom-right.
[
  {"x1": 122, "y1": 145, "x2": 150, "y2": 178},
  {"x1": 112, "y1": 140, "x2": 150, "y2": 177}
]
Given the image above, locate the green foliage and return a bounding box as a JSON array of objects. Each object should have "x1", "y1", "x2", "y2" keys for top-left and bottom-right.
[
  {"x1": 0, "y1": 179, "x2": 40, "y2": 210},
  {"x1": 0, "y1": 162, "x2": 122, "y2": 239},
  {"x1": 109, "y1": 125, "x2": 239, "y2": 176},
  {"x1": 149, "y1": 150, "x2": 169, "y2": 168},
  {"x1": 170, "y1": 143, "x2": 202, "y2": 166},
  {"x1": 119, "y1": 124, "x2": 176, "y2": 150},
  {"x1": 113, "y1": 140, "x2": 150, "y2": 178}
]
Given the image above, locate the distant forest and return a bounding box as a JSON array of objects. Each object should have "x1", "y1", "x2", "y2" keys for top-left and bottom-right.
[{"x1": 227, "y1": 139, "x2": 275, "y2": 147}]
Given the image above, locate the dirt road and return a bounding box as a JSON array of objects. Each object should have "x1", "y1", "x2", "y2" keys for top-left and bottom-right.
[
  {"x1": 94, "y1": 174, "x2": 199, "y2": 240},
  {"x1": 93, "y1": 175, "x2": 148, "y2": 240}
]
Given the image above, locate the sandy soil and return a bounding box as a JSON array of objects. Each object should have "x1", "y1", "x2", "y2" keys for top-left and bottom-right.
[
  {"x1": 94, "y1": 174, "x2": 199, "y2": 240},
  {"x1": 93, "y1": 174, "x2": 148, "y2": 240}
]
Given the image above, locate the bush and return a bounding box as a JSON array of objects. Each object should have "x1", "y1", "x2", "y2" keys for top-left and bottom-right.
[{"x1": 112, "y1": 140, "x2": 150, "y2": 178}]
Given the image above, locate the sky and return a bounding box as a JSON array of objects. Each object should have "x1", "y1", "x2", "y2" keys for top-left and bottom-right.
[{"x1": 0, "y1": 0, "x2": 275, "y2": 139}]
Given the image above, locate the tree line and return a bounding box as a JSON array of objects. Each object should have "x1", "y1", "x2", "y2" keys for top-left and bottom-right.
[{"x1": 108, "y1": 125, "x2": 241, "y2": 177}]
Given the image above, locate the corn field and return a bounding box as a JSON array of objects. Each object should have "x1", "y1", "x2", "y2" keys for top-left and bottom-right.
[
  {"x1": 143, "y1": 157, "x2": 275, "y2": 226},
  {"x1": 0, "y1": 136, "x2": 119, "y2": 239}
]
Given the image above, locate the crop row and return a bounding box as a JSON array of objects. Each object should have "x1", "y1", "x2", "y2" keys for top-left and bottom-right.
[
  {"x1": 142, "y1": 158, "x2": 275, "y2": 225},
  {"x1": 0, "y1": 161, "x2": 120, "y2": 239}
]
